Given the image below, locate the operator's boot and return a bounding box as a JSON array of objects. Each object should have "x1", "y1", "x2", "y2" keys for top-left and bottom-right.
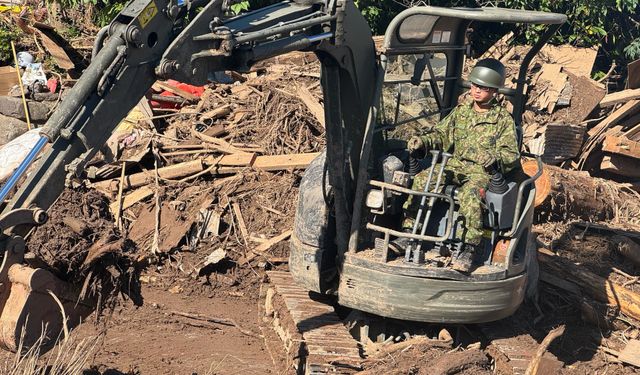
[
  {"x1": 390, "y1": 229, "x2": 414, "y2": 255},
  {"x1": 452, "y1": 244, "x2": 476, "y2": 273}
]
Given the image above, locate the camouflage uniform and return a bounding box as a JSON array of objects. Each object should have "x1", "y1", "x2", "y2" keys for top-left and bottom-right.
[{"x1": 404, "y1": 99, "x2": 520, "y2": 245}]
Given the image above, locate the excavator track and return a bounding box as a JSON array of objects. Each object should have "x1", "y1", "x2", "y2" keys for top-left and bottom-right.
[{"x1": 261, "y1": 271, "x2": 362, "y2": 374}]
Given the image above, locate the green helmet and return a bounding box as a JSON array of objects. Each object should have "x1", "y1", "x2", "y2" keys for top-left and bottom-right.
[{"x1": 468, "y1": 58, "x2": 506, "y2": 89}]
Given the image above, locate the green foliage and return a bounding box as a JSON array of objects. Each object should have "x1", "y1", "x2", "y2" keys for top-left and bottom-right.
[
  {"x1": 230, "y1": 0, "x2": 250, "y2": 15},
  {"x1": 96, "y1": 2, "x2": 126, "y2": 27},
  {"x1": 0, "y1": 21, "x2": 20, "y2": 64},
  {"x1": 55, "y1": 0, "x2": 128, "y2": 27},
  {"x1": 625, "y1": 39, "x2": 640, "y2": 60}
]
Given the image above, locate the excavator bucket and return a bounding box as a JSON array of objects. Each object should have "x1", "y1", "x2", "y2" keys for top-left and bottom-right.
[
  {"x1": 0, "y1": 209, "x2": 93, "y2": 353},
  {"x1": 0, "y1": 263, "x2": 93, "y2": 353}
]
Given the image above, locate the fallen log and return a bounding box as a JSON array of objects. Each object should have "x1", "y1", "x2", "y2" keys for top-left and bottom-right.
[
  {"x1": 538, "y1": 248, "x2": 640, "y2": 322},
  {"x1": 537, "y1": 165, "x2": 640, "y2": 223}
]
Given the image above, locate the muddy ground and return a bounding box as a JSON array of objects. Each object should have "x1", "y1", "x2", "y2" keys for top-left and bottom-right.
[{"x1": 3, "y1": 39, "x2": 640, "y2": 374}]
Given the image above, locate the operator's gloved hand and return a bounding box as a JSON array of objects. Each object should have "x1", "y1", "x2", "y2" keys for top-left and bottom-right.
[
  {"x1": 407, "y1": 136, "x2": 427, "y2": 158},
  {"x1": 477, "y1": 153, "x2": 497, "y2": 171}
]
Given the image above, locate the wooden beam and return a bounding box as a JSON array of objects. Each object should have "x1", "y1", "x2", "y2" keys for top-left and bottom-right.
[
  {"x1": 600, "y1": 88, "x2": 640, "y2": 107},
  {"x1": 109, "y1": 186, "x2": 154, "y2": 214},
  {"x1": 601, "y1": 154, "x2": 640, "y2": 178},
  {"x1": 587, "y1": 100, "x2": 640, "y2": 137},
  {"x1": 200, "y1": 104, "x2": 232, "y2": 121},
  {"x1": 602, "y1": 134, "x2": 640, "y2": 159},
  {"x1": 253, "y1": 152, "x2": 320, "y2": 171},
  {"x1": 192, "y1": 129, "x2": 246, "y2": 154},
  {"x1": 239, "y1": 230, "x2": 293, "y2": 264}
]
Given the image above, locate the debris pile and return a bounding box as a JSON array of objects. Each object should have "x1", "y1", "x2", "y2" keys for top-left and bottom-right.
[
  {"x1": 26, "y1": 188, "x2": 141, "y2": 314},
  {"x1": 2, "y1": 12, "x2": 640, "y2": 373}
]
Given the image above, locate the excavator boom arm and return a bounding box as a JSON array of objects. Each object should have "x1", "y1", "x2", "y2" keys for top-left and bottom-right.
[{"x1": 0, "y1": 0, "x2": 376, "y2": 352}]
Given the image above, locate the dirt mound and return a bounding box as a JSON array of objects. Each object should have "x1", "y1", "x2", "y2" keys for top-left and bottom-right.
[{"x1": 26, "y1": 188, "x2": 142, "y2": 315}]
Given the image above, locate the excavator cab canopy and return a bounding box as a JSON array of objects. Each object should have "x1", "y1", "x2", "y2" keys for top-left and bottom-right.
[{"x1": 377, "y1": 6, "x2": 567, "y2": 132}]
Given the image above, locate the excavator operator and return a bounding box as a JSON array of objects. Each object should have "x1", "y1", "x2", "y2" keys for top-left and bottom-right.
[{"x1": 403, "y1": 58, "x2": 520, "y2": 273}]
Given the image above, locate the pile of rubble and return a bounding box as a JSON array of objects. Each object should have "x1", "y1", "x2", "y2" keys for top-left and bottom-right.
[
  {"x1": 0, "y1": 23, "x2": 326, "y2": 308},
  {"x1": 478, "y1": 32, "x2": 640, "y2": 186},
  {"x1": 3, "y1": 13, "x2": 640, "y2": 372}
]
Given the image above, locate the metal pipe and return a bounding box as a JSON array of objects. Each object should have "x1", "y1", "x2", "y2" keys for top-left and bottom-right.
[
  {"x1": 91, "y1": 26, "x2": 109, "y2": 61},
  {"x1": 0, "y1": 136, "x2": 48, "y2": 203},
  {"x1": 251, "y1": 33, "x2": 330, "y2": 62},
  {"x1": 195, "y1": 14, "x2": 336, "y2": 43},
  {"x1": 405, "y1": 150, "x2": 439, "y2": 262},
  {"x1": 425, "y1": 56, "x2": 443, "y2": 109},
  {"x1": 414, "y1": 152, "x2": 451, "y2": 261},
  {"x1": 235, "y1": 14, "x2": 334, "y2": 44}
]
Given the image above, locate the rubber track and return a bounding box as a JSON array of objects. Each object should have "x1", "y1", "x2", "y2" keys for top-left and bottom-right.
[{"x1": 267, "y1": 271, "x2": 362, "y2": 374}]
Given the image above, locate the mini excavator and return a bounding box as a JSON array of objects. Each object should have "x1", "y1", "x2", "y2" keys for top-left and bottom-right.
[{"x1": 0, "y1": 0, "x2": 566, "y2": 357}]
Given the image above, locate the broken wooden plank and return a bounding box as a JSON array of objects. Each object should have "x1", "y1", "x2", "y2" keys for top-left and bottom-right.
[
  {"x1": 0, "y1": 66, "x2": 19, "y2": 95},
  {"x1": 603, "y1": 134, "x2": 640, "y2": 159},
  {"x1": 535, "y1": 64, "x2": 567, "y2": 113},
  {"x1": 239, "y1": 229, "x2": 293, "y2": 264},
  {"x1": 579, "y1": 100, "x2": 640, "y2": 167},
  {"x1": 192, "y1": 129, "x2": 246, "y2": 154},
  {"x1": 109, "y1": 186, "x2": 154, "y2": 214},
  {"x1": 200, "y1": 104, "x2": 232, "y2": 121},
  {"x1": 540, "y1": 45, "x2": 598, "y2": 78},
  {"x1": 35, "y1": 29, "x2": 74, "y2": 70},
  {"x1": 538, "y1": 248, "x2": 640, "y2": 321},
  {"x1": 232, "y1": 202, "x2": 249, "y2": 246},
  {"x1": 153, "y1": 81, "x2": 199, "y2": 101},
  {"x1": 600, "y1": 88, "x2": 640, "y2": 108},
  {"x1": 210, "y1": 153, "x2": 320, "y2": 175},
  {"x1": 253, "y1": 152, "x2": 320, "y2": 171},
  {"x1": 591, "y1": 99, "x2": 640, "y2": 138},
  {"x1": 618, "y1": 339, "x2": 640, "y2": 368},
  {"x1": 601, "y1": 154, "x2": 640, "y2": 178},
  {"x1": 480, "y1": 31, "x2": 514, "y2": 60},
  {"x1": 296, "y1": 85, "x2": 324, "y2": 126}
]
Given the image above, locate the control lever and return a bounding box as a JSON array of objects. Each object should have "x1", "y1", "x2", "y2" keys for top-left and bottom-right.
[
  {"x1": 404, "y1": 150, "x2": 439, "y2": 263},
  {"x1": 413, "y1": 152, "x2": 452, "y2": 263}
]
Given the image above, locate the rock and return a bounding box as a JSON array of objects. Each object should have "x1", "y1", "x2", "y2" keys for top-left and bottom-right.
[
  {"x1": 0, "y1": 114, "x2": 29, "y2": 146},
  {"x1": 204, "y1": 248, "x2": 226, "y2": 266},
  {"x1": 0, "y1": 96, "x2": 50, "y2": 122}
]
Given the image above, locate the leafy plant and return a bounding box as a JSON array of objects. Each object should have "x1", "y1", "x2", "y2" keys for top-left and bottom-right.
[
  {"x1": 230, "y1": 0, "x2": 250, "y2": 15},
  {"x1": 0, "y1": 21, "x2": 20, "y2": 65}
]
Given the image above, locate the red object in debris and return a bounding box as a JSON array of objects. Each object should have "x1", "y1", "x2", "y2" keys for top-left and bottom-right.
[
  {"x1": 168, "y1": 80, "x2": 205, "y2": 97},
  {"x1": 47, "y1": 78, "x2": 58, "y2": 93},
  {"x1": 150, "y1": 79, "x2": 205, "y2": 109}
]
